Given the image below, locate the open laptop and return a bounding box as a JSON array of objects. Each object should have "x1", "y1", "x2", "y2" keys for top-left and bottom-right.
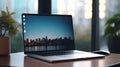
[{"x1": 22, "y1": 14, "x2": 105, "y2": 62}]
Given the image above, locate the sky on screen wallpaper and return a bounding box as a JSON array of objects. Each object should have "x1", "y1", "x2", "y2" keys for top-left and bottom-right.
[{"x1": 23, "y1": 15, "x2": 74, "y2": 40}]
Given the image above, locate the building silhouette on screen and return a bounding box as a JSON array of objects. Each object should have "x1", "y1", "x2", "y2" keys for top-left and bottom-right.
[{"x1": 24, "y1": 36, "x2": 74, "y2": 52}]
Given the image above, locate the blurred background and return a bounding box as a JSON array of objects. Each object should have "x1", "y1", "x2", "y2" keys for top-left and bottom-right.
[{"x1": 0, "y1": 0, "x2": 120, "y2": 53}]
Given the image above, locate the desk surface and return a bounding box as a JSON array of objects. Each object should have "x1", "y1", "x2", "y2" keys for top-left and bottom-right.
[{"x1": 0, "y1": 52, "x2": 120, "y2": 67}]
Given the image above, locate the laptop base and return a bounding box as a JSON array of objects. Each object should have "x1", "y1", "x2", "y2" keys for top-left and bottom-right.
[{"x1": 26, "y1": 50, "x2": 105, "y2": 63}]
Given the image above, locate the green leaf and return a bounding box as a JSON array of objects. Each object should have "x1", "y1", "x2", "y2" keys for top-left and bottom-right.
[
  {"x1": 11, "y1": 12, "x2": 15, "y2": 15},
  {"x1": 0, "y1": 7, "x2": 18, "y2": 37},
  {"x1": 104, "y1": 13, "x2": 120, "y2": 37},
  {"x1": 1, "y1": 11, "x2": 7, "y2": 16}
]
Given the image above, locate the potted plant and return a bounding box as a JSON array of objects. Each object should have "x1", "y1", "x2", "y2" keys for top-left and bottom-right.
[
  {"x1": 0, "y1": 7, "x2": 18, "y2": 55},
  {"x1": 104, "y1": 13, "x2": 120, "y2": 53}
]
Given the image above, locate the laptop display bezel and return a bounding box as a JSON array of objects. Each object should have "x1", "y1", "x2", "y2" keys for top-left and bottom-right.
[{"x1": 22, "y1": 14, "x2": 75, "y2": 54}]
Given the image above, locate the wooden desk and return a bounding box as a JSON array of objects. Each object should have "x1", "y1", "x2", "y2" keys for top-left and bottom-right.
[{"x1": 0, "y1": 52, "x2": 120, "y2": 67}]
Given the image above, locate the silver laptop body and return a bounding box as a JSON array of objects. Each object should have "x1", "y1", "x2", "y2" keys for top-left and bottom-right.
[{"x1": 22, "y1": 14, "x2": 105, "y2": 62}]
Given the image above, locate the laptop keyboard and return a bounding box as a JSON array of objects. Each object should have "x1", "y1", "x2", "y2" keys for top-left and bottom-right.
[{"x1": 37, "y1": 51, "x2": 74, "y2": 56}]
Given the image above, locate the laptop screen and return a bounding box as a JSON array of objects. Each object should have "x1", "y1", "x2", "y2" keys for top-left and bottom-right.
[{"x1": 22, "y1": 14, "x2": 75, "y2": 53}]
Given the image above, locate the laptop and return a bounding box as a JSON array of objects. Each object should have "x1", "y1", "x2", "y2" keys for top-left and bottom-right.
[{"x1": 22, "y1": 14, "x2": 105, "y2": 62}]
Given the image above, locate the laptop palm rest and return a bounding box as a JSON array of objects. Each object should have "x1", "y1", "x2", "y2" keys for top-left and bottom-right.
[{"x1": 27, "y1": 50, "x2": 105, "y2": 62}]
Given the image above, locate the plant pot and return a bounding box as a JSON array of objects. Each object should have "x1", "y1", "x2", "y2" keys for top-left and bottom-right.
[
  {"x1": 107, "y1": 36, "x2": 120, "y2": 53},
  {"x1": 0, "y1": 37, "x2": 10, "y2": 55}
]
